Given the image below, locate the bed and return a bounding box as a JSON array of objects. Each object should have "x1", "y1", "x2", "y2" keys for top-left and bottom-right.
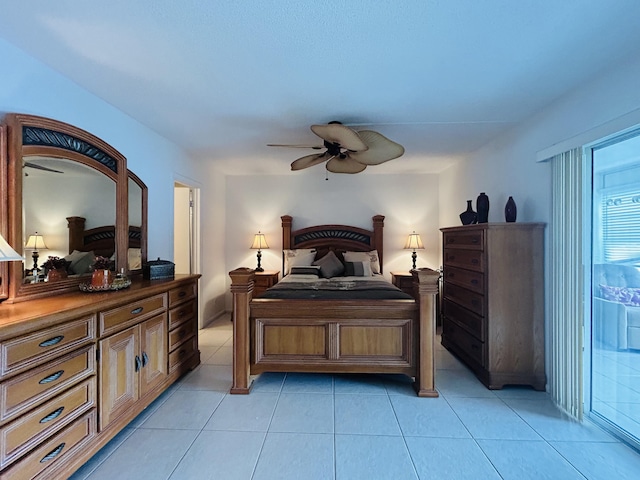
[{"x1": 229, "y1": 215, "x2": 440, "y2": 397}]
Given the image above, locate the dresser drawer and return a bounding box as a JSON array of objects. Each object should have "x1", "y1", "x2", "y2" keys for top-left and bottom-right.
[
  {"x1": 1, "y1": 316, "x2": 95, "y2": 380},
  {"x1": 169, "y1": 300, "x2": 197, "y2": 330},
  {"x1": 443, "y1": 283, "x2": 484, "y2": 316},
  {"x1": 443, "y1": 230, "x2": 484, "y2": 250},
  {"x1": 169, "y1": 336, "x2": 198, "y2": 373},
  {"x1": 442, "y1": 299, "x2": 484, "y2": 340},
  {"x1": 0, "y1": 410, "x2": 96, "y2": 480},
  {"x1": 443, "y1": 320, "x2": 485, "y2": 367},
  {"x1": 169, "y1": 320, "x2": 197, "y2": 352},
  {"x1": 443, "y1": 266, "x2": 484, "y2": 294},
  {"x1": 168, "y1": 282, "x2": 197, "y2": 307},
  {"x1": 0, "y1": 377, "x2": 96, "y2": 469},
  {"x1": 443, "y1": 248, "x2": 484, "y2": 272},
  {"x1": 0, "y1": 346, "x2": 95, "y2": 423},
  {"x1": 100, "y1": 293, "x2": 167, "y2": 336}
]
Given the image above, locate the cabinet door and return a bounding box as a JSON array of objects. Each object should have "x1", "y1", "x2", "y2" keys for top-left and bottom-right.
[
  {"x1": 99, "y1": 326, "x2": 139, "y2": 429},
  {"x1": 139, "y1": 314, "x2": 167, "y2": 397}
]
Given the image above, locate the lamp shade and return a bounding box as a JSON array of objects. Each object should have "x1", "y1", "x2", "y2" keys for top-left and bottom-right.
[
  {"x1": 25, "y1": 232, "x2": 48, "y2": 250},
  {"x1": 404, "y1": 232, "x2": 424, "y2": 250},
  {"x1": 0, "y1": 234, "x2": 23, "y2": 261},
  {"x1": 250, "y1": 232, "x2": 269, "y2": 250}
]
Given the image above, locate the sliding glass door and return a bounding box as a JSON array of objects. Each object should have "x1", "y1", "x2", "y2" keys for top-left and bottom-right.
[{"x1": 588, "y1": 130, "x2": 640, "y2": 448}]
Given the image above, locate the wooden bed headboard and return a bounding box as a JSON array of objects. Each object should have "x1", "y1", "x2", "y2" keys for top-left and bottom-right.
[
  {"x1": 67, "y1": 216, "x2": 141, "y2": 258},
  {"x1": 281, "y1": 215, "x2": 385, "y2": 273}
]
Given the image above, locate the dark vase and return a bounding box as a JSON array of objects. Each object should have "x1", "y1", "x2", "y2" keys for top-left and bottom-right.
[
  {"x1": 459, "y1": 200, "x2": 478, "y2": 225},
  {"x1": 476, "y1": 192, "x2": 490, "y2": 223},
  {"x1": 505, "y1": 196, "x2": 517, "y2": 222}
]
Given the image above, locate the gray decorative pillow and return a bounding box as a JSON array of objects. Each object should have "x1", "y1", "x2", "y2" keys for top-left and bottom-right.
[
  {"x1": 64, "y1": 250, "x2": 95, "y2": 275},
  {"x1": 312, "y1": 251, "x2": 345, "y2": 278},
  {"x1": 344, "y1": 250, "x2": 381, "y2": 274},
  {"x1": 344, "y1": 261, "x2": 372, "y2": 277},
  {"x1": 290, "y1": 265, "x2": 321, "y2": 276}
]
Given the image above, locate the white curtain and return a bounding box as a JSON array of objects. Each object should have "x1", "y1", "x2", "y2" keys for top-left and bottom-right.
[{"x1": 549, "y1": 147, "x2": 584, "y2": 419}]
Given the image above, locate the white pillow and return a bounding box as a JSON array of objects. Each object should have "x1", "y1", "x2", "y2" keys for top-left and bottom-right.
[
  {"x1": 344, "y1": 250, "x2": 381, "y2": 274},
  {"x1": 283, "y1": 249, "x2": 316, "y2": 275}
]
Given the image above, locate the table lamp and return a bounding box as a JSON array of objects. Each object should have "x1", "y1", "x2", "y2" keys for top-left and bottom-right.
[
  {"x1": 0, "y1": 234, "x2": 22, "y2": 262},
  {"x1": 250, "y1": 232, "x2": 269, "y2": 272},
  {"x1": 24, "y1": 232, "x2": 48, "y2": 271},
  {"x1": 404, "y1": 231, "x2": 424, "y2": 271}
]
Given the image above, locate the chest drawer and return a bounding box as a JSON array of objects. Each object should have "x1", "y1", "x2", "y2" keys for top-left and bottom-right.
[
  {"x1": 0, "y1": 377, "x2": 96, "y2": 469},
  {"x1": 1, "y1": 316, "x2": 95, "y2": 380},
  {"x1": 0, "y1": 345, "x2": 95, "y2": 423},
  {"x1": 443, "y1": 231, "x2": 484, "y2": 250},
  {"x1": 443, "y1": 266, "x2": 484, "y2": 294},
  {"x1": 443, "y1": 283, "x2": 485, "y2": 317},
  {"x1": 169, "y1": 300, "x2": 197, "y2": 330},
  {"x1": 168, "y1": 282, "x2": 197, "y2": 307},
  {"x1": 443, "y1": 248, "x2": 484, "y2": 272},
  {"x1": 443, "y1": 320, "x2": 485, "y2": 367},
  {"x1": 0, "y1": 410, "x2": 96, "y2": 480},
  {"x1": 100, "y1": 293, "x2": 167, "y2": 336},
  {"x1": 169, "y1": 336, "x2": 198, "y2": 373},
  {"x1": 442, "y1": 298, "x2": 484, "y2": 340},
  {"x1": 169, "y1": 319, "x2": 197, "y2": 352}
]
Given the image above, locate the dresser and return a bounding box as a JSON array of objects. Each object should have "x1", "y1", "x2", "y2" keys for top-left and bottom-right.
[
  {"x1": 0, "y1": 275, "x2": 200, "y2": 479},
  {"x1": 440, "y1": 223, "x2": 545, "y2": 390}
]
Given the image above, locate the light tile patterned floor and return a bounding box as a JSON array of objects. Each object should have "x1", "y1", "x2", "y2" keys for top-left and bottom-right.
[{"x1": 70, "y1": 315, "x2": 640, "y2": 480}]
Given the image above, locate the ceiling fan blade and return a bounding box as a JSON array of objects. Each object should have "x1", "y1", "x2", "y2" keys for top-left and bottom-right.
[
  {"x1": 347, "y1": 130, "x2": 405, "y2": 165},
  {"x1": 24, "y1": 161, "x2": 64, "y2": 174},
  {"x1": 310, "y1": 124, "x2": 368, "y2": 152},
  {"x1": 326, "y1": 156, "x2": 367, "y2": 174},
  {"x1": 268, "y1": 144, "x2": 324, "y2": 149},
  {"x1": 291, "y1": 153, "x2": 329, "y2": 171}
]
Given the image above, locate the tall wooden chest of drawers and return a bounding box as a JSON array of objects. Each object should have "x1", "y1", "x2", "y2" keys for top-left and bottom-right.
[{"x1": 440, "y1": 223, "x2": 545, "y2": 390}]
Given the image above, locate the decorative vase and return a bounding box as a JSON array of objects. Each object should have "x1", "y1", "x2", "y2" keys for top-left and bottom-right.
[
  {"x1": 505, "y1": 196, "x2": 517, "y2": 222},
  {"x1": 476, "y1": 192, "x2": 490, "y2": 223},
  {"x1": 459, "y1": 200, "x2": 478, "y2": 225},
  {"x1": 91, "y1": 269, "x2": 113, "y2": 288},
  {"x1": 46, "y1": 268, "x2": 68, "y2": 282}
]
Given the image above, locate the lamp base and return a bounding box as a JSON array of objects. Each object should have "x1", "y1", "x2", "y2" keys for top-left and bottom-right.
[{"x1": 255, "y1": 267, "x2": 264, "y2": 272}]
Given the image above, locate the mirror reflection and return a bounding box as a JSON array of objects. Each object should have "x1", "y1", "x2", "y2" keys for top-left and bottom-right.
[
  {"x1": 128, "y1": 176, "x2": 143, "y2": 271},
  {"x1": 22, "y1": 156, "x2": 116, "y2": 283}
]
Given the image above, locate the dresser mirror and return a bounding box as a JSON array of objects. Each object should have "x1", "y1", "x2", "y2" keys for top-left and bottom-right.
[{"x1": 1, "y1": 113, "x2": 147, "y2": 302}]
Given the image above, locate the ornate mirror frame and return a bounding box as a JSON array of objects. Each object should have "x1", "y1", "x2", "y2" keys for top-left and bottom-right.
[{"x1": 1, "y1": 113, "x2": 145, "y2": 302}]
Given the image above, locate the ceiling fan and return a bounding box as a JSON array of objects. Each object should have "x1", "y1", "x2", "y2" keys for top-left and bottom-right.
[
  {"x1": 268, "y1": 121, "x2": 405, "y2": 174},
  {"x1": 23, "y1": 161, "x2": 64, "y2": 175}
]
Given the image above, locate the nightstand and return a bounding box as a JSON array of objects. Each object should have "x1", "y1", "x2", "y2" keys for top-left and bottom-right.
[
  {"x1": 391, "y1": 271, "x2": 441, "y2": 326},
  {"x1": 253, "y1": 270, "x2": 280, "y2": 297}
]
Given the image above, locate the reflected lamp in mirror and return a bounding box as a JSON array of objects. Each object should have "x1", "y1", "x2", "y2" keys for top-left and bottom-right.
[
  {"x1": 24, "y1": 232, "x2": 48, "y2": 271},
  {"x1": 403, "y1": 231, "x2": 424, "y2": 271},
  {"x1": 0, "y1": 234, "x2": 23, "y2": 262},
  {"x1": 250, "y1": 232, "x2": 269, "y2": 272}
]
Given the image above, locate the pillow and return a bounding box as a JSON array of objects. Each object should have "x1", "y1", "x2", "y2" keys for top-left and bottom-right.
[
  {"x1": 290, "y1": 265, "x2": 321, "y2": 276},
  {"x1": 128, "y1": 248, "x2": 142, "y2": 270},
  {"x1": 344, "y1": 250, "x2": 381, "y2": 274},
  {"x1": 344, "y1": 261, "x2": 372, "y2": 277},
  {"x1": 313, "y1": 250, "x2": 345, "y2": 278},
  {"x1": 64, "y1": 250, "x2": 95, "y2": 275},
  {"x1": 284, "y1": 249, "x2": 316, "y2": 275},
  {"x1": 600, "y1": 284, "x2": 640, "y2": 307}
]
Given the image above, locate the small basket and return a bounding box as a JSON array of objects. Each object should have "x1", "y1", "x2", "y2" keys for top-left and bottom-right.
[{"x1": 143, "y1": 258, "x2": 175, "y2": 280}]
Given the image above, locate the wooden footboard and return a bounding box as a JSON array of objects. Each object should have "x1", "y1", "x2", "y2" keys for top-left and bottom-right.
[{"x1": 229, "y1": 268, "x2": 440, "y2": 397}]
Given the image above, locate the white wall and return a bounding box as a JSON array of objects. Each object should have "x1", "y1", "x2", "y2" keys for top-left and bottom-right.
[{"x1": 224, "y1": 171, "x2": 439, "y2": 308}]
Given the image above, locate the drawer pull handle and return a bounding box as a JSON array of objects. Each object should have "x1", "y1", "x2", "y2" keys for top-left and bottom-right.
[
  {"x1": 40, "y1": 443, "x2": 65, "y2": 463},
  {"x1": 131, "y1": 307, "x2": 144, "y2": 315},
  {"x1": 39, "y1": 370, "x2": 64, "y2": 384},
  {"x1": 179, "y1": 291, "x2": 187, "y2": 298},
  {"x1": 39, "y1": 335, "x2": 64, "y2": 348},
  {"x1": 142, "y1": 351, "x2": 149, "y2": 368},
  {"x1": 472, "y1": 300, "x2": 480, "y2": 306},
  {"x1": 470, "y1": 279, "x2": 478, "y2": 285},
  {"x1": 447, "y1": 238, "x2": 455, "y2": 244},
  {"x1": 471, "y1": 238, "x2": 479, "y2": 244},
  {"x1": 179, "y1": 348, "x2": 187, "y2": 358},
  {"x1": 471, "y1": 259, "x2": 479, "y2": 265},
  {"x1": 471, "y1": 344, "x2": 479, "y2": 350},
  {"x1": 448, "y1": 255, "x2": 455, "y2": 261},
  {"x1": 178, "y1": 310, "x2": 185, "y2": 317},
  {"x1": 40, "y1": 406, "x2": 65, "y2": 424},
  {"x1": 135, "y1": 355, "x2": 142, "y2": 372}
]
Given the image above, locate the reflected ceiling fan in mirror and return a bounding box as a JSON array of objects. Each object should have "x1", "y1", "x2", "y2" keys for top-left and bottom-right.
[
  {"x1": 268, "y1": 121, "x2": 405, "y2": 174},
  {"x1": 23, "y1": 161, "x2": 64, "y2": 175}
]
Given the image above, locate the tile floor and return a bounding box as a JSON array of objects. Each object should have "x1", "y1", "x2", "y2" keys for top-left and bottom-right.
[{"x1": 69, "y1": 315, "x2": 640, "y2": 480}]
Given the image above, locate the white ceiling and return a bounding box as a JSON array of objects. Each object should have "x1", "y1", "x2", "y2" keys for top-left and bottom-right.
[{"x1": 1, "y1": 1, "x2": 640, "y2": 175}]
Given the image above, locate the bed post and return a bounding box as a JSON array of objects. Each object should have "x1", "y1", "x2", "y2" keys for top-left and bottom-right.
[
  {"x1": 229, "y1": 268, "x2": 255, "y2": 394},
  {"x1": 281, "y1": 215, "x2": 292, "y2": 274},
  {"x1": 372, "y1": 215, "x2": 384, "y2": 271},
  {"x1": 413, "y1": 267, "x2": 440, "y2": 397},
  {"x1": 67, "y1": 216, "x2": 86, "y2": 254}
]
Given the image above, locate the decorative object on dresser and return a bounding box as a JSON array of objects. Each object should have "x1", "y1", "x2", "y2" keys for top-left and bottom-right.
[
  {"x1": 42, "y1": 256, "x2": 69, "y2": 282},
  {"x1": 459, "y1": 200, "x2": 478, "y2": 225},
  {"x1": 250, "y1": 232, "x2": 269, "y2": 272},
  {"x1": 403, "y1": 231, "x2": 424, "y2": 270},
  {"x1": 90, "y1": 256, "x2": 113, "y2": 288},
  {"x1": 24, "y1": 232, "x2": 47, "y2": 272},
  {"x1": 440, "y1": 223, "x2": 545, "y2": 390},
  {"x1": 504, "y1": 196, "x2": 517, "y2": 222},
  {"x1": 476, "y1": 192, "x2": 490, "y2": 223},
  {"x1": 252, "y1": 270, "x2": 279, "y2": 297},
  {"x1": 143, "y1": 258, "x2": 175, "y2": 280}
]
